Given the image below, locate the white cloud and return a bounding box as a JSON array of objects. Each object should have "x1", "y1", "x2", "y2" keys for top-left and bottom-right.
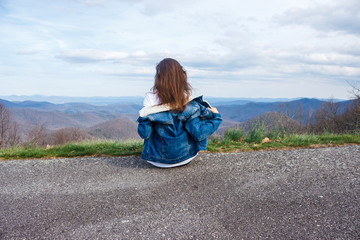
[
  {"x1": 302, "y1": 65, "x2": 360, "y2": 77},
  {"x1": 16, "y1": 49, "x2": 42, "y2": 55},
  {"x1": 0, "y1": 0, "x2": 358, "y2": 99},
  {"x1": 59, "y1": 49, "x2": 129, "y2": 62},
  {"x1": 274, "y1": 0, "x2": 360, "y2": 35},
  {"x1": 131, "y1": 51, "x2": 147, "y2": 57}
]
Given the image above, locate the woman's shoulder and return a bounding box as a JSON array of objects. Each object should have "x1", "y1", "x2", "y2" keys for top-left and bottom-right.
[
  {"x1": 182, "y1": 96, "x2": 208, "y2": 111},
  {"x1": 179, "y1": 96, "x2": 215, "y2": 120},
  {"x1": 178, "y1": 100, "x2": 201, "y2": 120},
  {"x1": 189, "y1": 96, "x2": 212, "y2": 108}
]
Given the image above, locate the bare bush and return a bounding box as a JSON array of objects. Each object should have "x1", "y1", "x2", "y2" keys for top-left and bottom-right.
[
  {"x1": 313, "y1": 99, "x2": 341, "y2": 133},
  {"x1": 342, "y1": 81, "x2": 360, "y2": 132},
  {"x1": 345, "y1": 98, "x2": 360, "y2": 131},
  {"x1": 50, "y1": 127, "x2": 92, "y2": 145},
  {"x1": 348, "y1": 80, "x2": 360, "y2": 99},
  {"x1": 277, "y1": 102, "x2": 306, "y2": 134},
  {"x1": 0, "y1": 103, "x2": 20, "y2": 148},
  {"x1": 311, "y1": 82, "x2": 360, "y2": 134},
  {"x1": 25, "y1": 124, "x2": 48, "y2": 147}
]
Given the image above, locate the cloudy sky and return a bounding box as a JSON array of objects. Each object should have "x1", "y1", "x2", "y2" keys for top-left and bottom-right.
[{"x1": 1, "y1": 0, "x2": 359, "y2": 99}]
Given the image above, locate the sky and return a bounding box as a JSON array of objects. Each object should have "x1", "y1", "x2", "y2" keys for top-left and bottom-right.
[{"x1": 1, "y1": 0, "x2": 360, "y2": 99}]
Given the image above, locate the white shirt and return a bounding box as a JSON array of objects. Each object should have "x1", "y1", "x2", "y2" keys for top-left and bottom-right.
[{"x1": 143, "y1": 92, "x2": 160, "y2": 107}]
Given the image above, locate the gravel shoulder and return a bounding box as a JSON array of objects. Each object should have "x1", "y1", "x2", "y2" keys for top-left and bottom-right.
[{"x1": 1, "y1": 146, "x2": 359, "y2": 239}]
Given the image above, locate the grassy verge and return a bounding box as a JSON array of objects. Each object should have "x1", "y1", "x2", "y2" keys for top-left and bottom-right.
[
  {"x1": 0, "y1": 140, "x2": 143, "y2": 160},
  {"x1": 207, "y1": 132, "x2": 360, "y2": 152},
  {"x1": 1, "y1": 132, "x2": 360, "y2": 160}
]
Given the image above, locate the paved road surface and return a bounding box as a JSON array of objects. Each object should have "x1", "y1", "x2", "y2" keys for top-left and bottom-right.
[{"x1": 1, "y1": 146, "x2": 359, "y2": 239}]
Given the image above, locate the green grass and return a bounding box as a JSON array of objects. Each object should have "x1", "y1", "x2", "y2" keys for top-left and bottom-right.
[
  {"x1": 224, "y1": 128, "x2": 244, "y2": 141},
  {"x1": 0, "y1": 140, "x2": 143, "y2": 160},
  {"x1": 1, "y1": 130, "x2": 360, "y2": 160},
  {"x1": 207, "y1": 129, "x2": 360, "y2": 153}
]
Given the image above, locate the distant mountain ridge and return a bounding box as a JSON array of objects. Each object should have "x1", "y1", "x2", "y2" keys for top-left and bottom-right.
[
  {"x1": 0, "y1": 97, "x2": 353, "y2": 141},
  {"x1": 217, "y1": 98, "x2": 353, "y2": 124},
  {"x1": 0, "y1": 98, "x2": 142, "y2": 139},
  {"x1": 0, "y1": 98, "x2": 141, "y2": 113},
  {"x1": 0, "y1": 95, "x2": 145, "y2": 105},
  {"x1": 87, "y1": 118, "x2": 140, "y2": 140},
  {"x1": 1, "y1": 95, "x2": 347, "y2": 105},
  {"x1": 217, "y1": 112, "x2": 302, "y2": 135}
]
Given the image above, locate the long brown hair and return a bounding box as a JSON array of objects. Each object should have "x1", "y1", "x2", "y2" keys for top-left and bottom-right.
[{"x1": 152, "y1": 58, "x2": 192, "y2": 111}]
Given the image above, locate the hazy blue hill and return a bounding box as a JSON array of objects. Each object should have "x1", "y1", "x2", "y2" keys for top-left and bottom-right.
[
  {"x1": 205, "y1": 98, "x2": 251, "y2": 106},
  {"x1": 58, "y1": 103, "x2": 141, "y2": 115},
  {"x1": 2, "y1": 99, "x2": 142, "y2": 114},
  {"x1": 219, "y1": 119, "x2": 241, "y2": 129},
  {"x1": 59, "y1": 102, "x2": 119, "y2": 113},
  {"x1": 217, "y1": 98, "x2": 351, "y2": 124},
  {"x1": 207, "y1": 97, "x2": 304, "y2": 106},
  {"x1": 10, "y1": 108, "x2": 138, "y2": 130},
  {"x1": 105, "y1": 103, "x2": 142, "y2": 114},
  {"x1": 0, "y1": 99, "x2": 18, "y2": 108},
  {"x1": 2, "y1": 95, "x2": 346, "y2": 106},
  {"x1": 11, "y1": 108, "x2": 105, "y2": 130},
  {"x1": 87, "y1": 118, "x2": 139, "y2": 140},
  {"x1": 1, "y1": 99, "x2": 96, "y2": 112},
  {"x1": 218, "y1": 102, "x2": 278, "y2": 122},
  {"x1": 0, "y1": 95, "x2": 144, "y2": 105},
  {"x1": 276, "y1": 98, "x2": 324, "y2": 113},
  {"x1": 217, "y1": 112, "x2": 302, "y2": 135},
  {"x1": 14, "y1": 101, "x2": 59, "y2": 111},
  {"x1": 212, "y1": 100, "x2": 252, "y2": 106},
  {"x1": 1, "y1": 97, "x2": 354, "y2": 140}
]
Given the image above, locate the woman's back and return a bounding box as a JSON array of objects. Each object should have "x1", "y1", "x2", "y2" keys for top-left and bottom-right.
[{"x1": 137, "y1": 58, "x2": 222, "y2": 168}]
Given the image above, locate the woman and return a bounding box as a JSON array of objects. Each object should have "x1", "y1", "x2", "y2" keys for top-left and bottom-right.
[{"x1": 137, "y1": 58, "x2": 222, "y2": 168}]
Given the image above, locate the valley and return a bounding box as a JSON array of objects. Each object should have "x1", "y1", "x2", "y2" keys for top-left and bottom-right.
[{"x1": 0, "y1": 97, "x2": 353, "y2": 143}]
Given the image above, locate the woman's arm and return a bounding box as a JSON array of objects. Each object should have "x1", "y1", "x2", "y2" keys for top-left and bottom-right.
[
  {"x1": 137, "y1": 117, "x2": 153, "y2": 139},
  {"x1": 185, "y1": 112, "x2": 222, "y2": 142}
]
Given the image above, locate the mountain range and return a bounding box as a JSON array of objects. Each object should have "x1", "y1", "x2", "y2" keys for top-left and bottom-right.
[
  {"x1": 1, "y1": 95, "x2": 346, "y2": 105},
  {"x1": 0, "y1": 97, "x2": 353, "y2": 141}
]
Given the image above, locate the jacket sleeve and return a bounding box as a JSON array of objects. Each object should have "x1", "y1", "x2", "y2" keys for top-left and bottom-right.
[
  {"x1": 137, "y1": 117, "x2": 152, "y2": 140},
  {"x1": 185, "y1": 110, "x2": 222, "y2": 142}
]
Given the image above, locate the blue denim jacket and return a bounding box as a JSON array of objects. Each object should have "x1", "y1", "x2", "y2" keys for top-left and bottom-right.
[{"x1": 137, "y1": 96, "x2": 222, "y2": 164}]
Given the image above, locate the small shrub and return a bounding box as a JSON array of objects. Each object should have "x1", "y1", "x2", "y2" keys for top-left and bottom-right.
[
  {"x1": 267, "y1": 126, "x2": 285, "y2": 140},
  {"x1": 224, "y1": 128, "x2": 244, "y2": 142},
  {"x1": 208, "y1": 134, "x2": 222, "y2": 144},
  {"x1": 245, "y1": 123, "x2": 265, "y2": 143}
]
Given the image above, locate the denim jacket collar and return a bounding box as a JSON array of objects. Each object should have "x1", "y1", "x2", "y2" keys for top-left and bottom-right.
[
  {"x1": 139, "y1": 104, "x2": 171, "y2": 118},
  {"x1": 138, "y1": 96, "x2": 209, "y2": 124}
]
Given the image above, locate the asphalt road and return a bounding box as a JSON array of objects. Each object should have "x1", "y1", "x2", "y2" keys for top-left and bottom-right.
[{"x1": 1, "y1": 146, "x2": 359, "y2": 239}]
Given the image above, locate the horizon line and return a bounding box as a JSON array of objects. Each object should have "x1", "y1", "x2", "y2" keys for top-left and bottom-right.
[{"x1": 0, "y1": 94, "x2": 348, "y2": 100}]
